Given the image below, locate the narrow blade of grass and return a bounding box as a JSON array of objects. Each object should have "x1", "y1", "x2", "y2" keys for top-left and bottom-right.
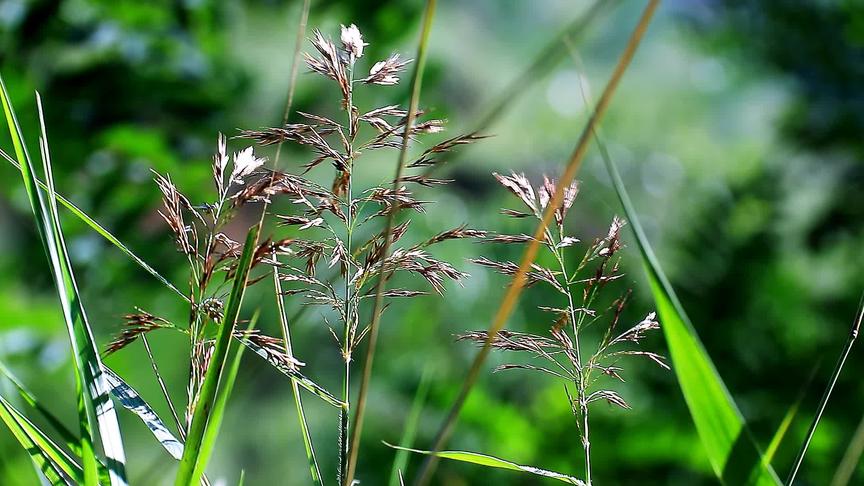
[
  {"x1": 346, "y1": 1, "x2": 437, "y2": 483},
  {"x1": 0, "y1": 147, "x2": 187, "y2": 302},
  {"x1": 387, "y1": 443, "x2": 585, "y2": 485},
  {"x1": 415, "y1": 3, "x2": 659, "y2": 483},
  {"x1": 274, "y1": 269, "x2": 323, "y2": 484},
  {"x1": 0, "y1": 393, "x2": 82, "y2": 485},
  {"x1": 599, "y1": 134, "x2": 779, "y2": 485},
  {"x1": 102, "y1": 367, "x2": 184, "y2": 460},
  {"x1": 175, "y1": 224, "x2": 260, "y2": 486},
  {"x1": 388, "y1": 368, "x2": 431, "y2": 486},
  {"x1": 0, "y1": 76, "x2": 128, "y2": 486}
]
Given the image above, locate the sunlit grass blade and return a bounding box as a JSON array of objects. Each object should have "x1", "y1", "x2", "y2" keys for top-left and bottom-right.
[
  {"x1": 191, "y1": 310, "x2": 259, "y2": 482},
  {"x1": 102, "y1": 367, "x2": 184, "y2": 460},
  {"x1": 0, "y1": 360, "x2": 81, "y2": 456},
  {"x1": 388, "y1": 367, "x2": 431, "y2": 486},
  {"x1": 0, "y1": 147, "x2": 187, "y2": 302},
  {"x1": 274, "y1": 269, "x2": 323, "y2": 484},
  {"x1": 386, "y1": 444, "x2": 585, "y2": 485},
  {"x1": 599, "y1": 134, "x2": 779, "y2": 485},
  {"x1": 0, "y1": 393, "x2": 82, "y2": 485},
  {"x1": 0, "y1": 76, "x2": 127, "y2": 486},
  {"x1": 175, "y1": 224, "x2": 260, "y2": 486},
  {"x1": 238, "y1": 337, "x2": 345, "y2": 409}
]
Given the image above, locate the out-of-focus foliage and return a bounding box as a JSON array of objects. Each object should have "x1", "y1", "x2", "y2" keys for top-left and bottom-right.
[{"x1": 0, "y1": 0, "x2": 862, "y2": 485}]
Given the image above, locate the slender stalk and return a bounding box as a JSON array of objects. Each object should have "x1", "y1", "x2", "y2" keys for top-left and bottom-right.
[
  {"x1": 414, "y1": 2, "x2": 660, "y2": 483},
  {"x1": 344, "y1": 2, "x2": 437, "y2": 484},
  {"x1": 141, "y1": 335, "x2": 185, "y2": 440},
  {"x1": 787, "y1": 297, "x2": 864, "y2": 485},
  {"x1": 274, "y1": 0, "x2": 311, "y2": 166}
]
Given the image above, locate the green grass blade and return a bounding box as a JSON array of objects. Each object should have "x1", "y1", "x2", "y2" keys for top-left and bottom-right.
[
  {"x1": 831, "y1": 410, "x2": 864, "y2": 486},
  {"x1": 0, "y1": 361, "x2": 81, "y2": 457},
  {"x1": 0, "y1": 76, "x2": 127, "y2": 486},
  {"x1": 175, "y1": 224, "x2": 260, "y2": 486},
  {"x1": 274, "y1": 269, "x2": 323, "y2": 485},
  {"x1": 385, "y1": 444, "x2": 585, "y2": 485},
  {"x1": 599, "y1": 136, "x2": 780, "y2": 485},
  {"x1": 191, "y1": 310, "x2": 259, "y2": 482},
  {"x1": 101, "y1": 367, "x2": 184, "y2": 460},
  {"x1": 0, "y1": 393, "x2": 82, "y2": 485},
  {"x1": 0, "y1": 147, "x2": 187, "y2": 302},
  {"x1": 388, "y1": 368, "x2": 431, "y2": 486}
]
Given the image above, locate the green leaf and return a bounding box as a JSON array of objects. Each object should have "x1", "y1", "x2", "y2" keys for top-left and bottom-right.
[
  {"x1": 175, "y1": 224, "x2": 260, "y2": 486},
  {"x1": 102, "y1": 367, "x2": 184, "y2": 460},
  {"x1": 385, "y1": 444, "x2": 585, "y2": 485},
  {"x1": 600, "y1": 137, "x2": 780, "y2": 485},
  {"x1": 0, "y1": 77, "x2": 128, "y2": 486},
  {"x1": 0, "y1": 393, "x2": 83, "y2": 485}
]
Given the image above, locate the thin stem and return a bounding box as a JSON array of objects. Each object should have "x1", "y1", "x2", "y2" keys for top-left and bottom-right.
[
  {"x1": 581, "y1": 401, "x2": 591, "y2": 485},
  {"x1": 141, "y1": 335, "x2": 185, "y2": 440},
  {"x1": 344, "y1": 2, "x2": 436, "y2": 484},
  {"x1": 274, "y1": 0, "x2": 311, "y2": 166},
  {"x1": 787, "y1": 297, "x2": 864, "y2": 485},
  {"x1": 414, "y1": 2, "x2": 660, "y2": 483}
]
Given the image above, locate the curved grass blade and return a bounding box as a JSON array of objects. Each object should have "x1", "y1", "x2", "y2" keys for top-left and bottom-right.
[
  {"x1": 0, "y1": 393, "x2": 82, "y2": 485},
  {"x1": 175, "y1": 224, "x2": 260, "y2": 486},
  {"x1": 599, "y1": 134, "x2": 779, "y2": 485},
  {"x1": 388, "y1": 368, "x2": 431, "y2": 486},
  {"x1": 0, "y1": 148, "x2": 187, "y2": 302},
  {"x1": 386, "y1": 443, "x2": 585, "y2": 485},
  {"x1": 0, "y1": 77, "x2": 127, "y2": 485},
  {"x1": 102, "y1": 367, "x2": 183, "y2": 460}
]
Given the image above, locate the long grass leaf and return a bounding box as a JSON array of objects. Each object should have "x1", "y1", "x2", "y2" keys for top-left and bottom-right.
[
  {"x1": 175, "y1": 224, "x2": 260, "y2": 486},
  {"x1": 387, "y1": 444, "x2": 585, "y2": 485},
  {"x1": 102, "y1": 367, "x2": 184, "y2": 460},
  {"x1": 599, "y1": 134, "x2": 779, "y2": 485},
  {"x1": 831, "y1": 410, "x2": 864, "y2": 486},
  {"x1": 415, "y1": 3, "x2": 660, "y2": 483},
  {"x1": 0, "y1": 393, "x2": 82, "y2": 485},
  {"x1": 388, "y1": 368, "x2": 431, "y2": 486},
  {"x1": 0, "y1": 76, "x2": 127, "y2": 486}
]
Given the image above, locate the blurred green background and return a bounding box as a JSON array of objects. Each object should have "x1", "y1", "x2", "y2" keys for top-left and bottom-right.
[{"x1": 1, "y1": 0, "x2": 863, "y2": 484}]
